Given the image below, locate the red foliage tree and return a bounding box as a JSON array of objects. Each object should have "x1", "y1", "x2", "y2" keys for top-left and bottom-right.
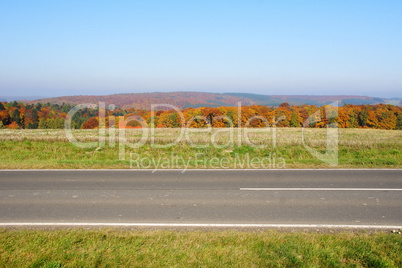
[{"x1": 82, "y1": 117, "x2": 99, "y2": 129}]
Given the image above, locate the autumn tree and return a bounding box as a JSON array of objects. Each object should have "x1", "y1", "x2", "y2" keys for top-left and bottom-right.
[
  {"x1": 24, "y1": 109, "x2": 39, "y2": 129},
  {"x1": 158, "y1": 112, "x2": 176, "y2": 128},
  {"x1": 274, "y1": 108, "x2": 291, "y2": 127},
  {"x1": 278, "y1": 102, "x2": 291, "y2": 110},
  {"x1": 7, "y1": 121, "x2": 19, "y2": 129},
  {"x1": 82, "y1": 117, "x2": 99, "y2": 129},
  {"x1": 0, "y1": 109, "x2": 11, "y2": 126},
  {"x1": 0, "y1": 101, "x2": 401, "y2": 130},
  {"x1": 183, "y1": 108, "x2": 207, "y2": 128},
  {"x1": 201, "y1": 107, "x2": 222, "y2": 126}
]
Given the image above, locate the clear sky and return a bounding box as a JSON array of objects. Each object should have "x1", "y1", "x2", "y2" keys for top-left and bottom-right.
[{"x1": 0, "y1": 0, "x2": 401, "y2": 98}]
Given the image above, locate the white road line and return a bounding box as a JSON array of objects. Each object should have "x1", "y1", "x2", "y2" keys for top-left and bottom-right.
[
  {"x1": 240, "y1": 188, "x2": 402, "y2": 191},
  {"x1": 0, "y1": 222, "x2": 401, "y2": 229}
]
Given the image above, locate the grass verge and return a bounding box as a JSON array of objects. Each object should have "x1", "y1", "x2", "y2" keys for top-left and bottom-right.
[
  {"x1": 0, "y1": 128, "x2": 401, "y2": 168},
  {"x1": 1, "y1": 229, "x2": 401, "y2": 267}
]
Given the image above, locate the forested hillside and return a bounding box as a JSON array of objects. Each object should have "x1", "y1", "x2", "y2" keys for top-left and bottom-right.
[
  {"x1": 26, "y1": 92, "x2": 400, "y2": 109},
  {"x1": 1, "y1": 101, "x2": 401, "y2": 130}
]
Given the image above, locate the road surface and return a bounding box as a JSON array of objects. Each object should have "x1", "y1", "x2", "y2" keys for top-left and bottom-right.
[{"x1": 0, "y1": 170, "x2": 401, "y2": 228}]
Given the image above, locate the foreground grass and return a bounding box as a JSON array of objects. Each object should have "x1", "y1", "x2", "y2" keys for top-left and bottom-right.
[
  {"x1": 0, "y1": 229, "x2": 401, "y2": 267},
  {"x1": 0, "y1": 128, "x2": 401, "y2": 169}
]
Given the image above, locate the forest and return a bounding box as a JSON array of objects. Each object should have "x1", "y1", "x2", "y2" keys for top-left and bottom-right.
[{"x1": 0, "y1": 101, "x2": 401, "y2": 130}]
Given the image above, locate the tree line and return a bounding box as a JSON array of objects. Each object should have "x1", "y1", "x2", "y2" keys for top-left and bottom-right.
[{"x1": 0, "y1": 101, "x2": 401, "y2": 130}]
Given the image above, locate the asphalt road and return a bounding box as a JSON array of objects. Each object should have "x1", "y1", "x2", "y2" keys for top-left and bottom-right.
[{"x1": 1, "y1": 170, "x2": 401, "y2": 228}]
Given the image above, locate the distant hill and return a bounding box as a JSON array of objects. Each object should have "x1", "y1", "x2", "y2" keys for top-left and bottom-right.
[
  {"x1": 25, "y1": 92, "x2": 400, "y2": 109},
  {"x1": 27, "y1": 92, "x2": 252, "y2": 109},
  {"x1": 225, "y1": 93, "x2": 389, "y2": 106},
  {"x1": 0, "y1": 96, "x2": 45, "y2": 102}
]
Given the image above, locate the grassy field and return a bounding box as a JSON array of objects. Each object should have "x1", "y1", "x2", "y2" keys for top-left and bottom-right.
[
  {"x1": 0, "y1": 128, "x2": 400, "y2": 169},
  {"x1": 0, "y1": 229, "x2": 401, "y2": 267}
]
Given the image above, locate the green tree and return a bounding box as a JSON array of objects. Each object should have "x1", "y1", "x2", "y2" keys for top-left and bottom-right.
[
  {"x1": 358, "y1": 109, "x2": 369, "y2": 127},
  {"x1": 147, "y1": 116, "x2": 158, "y2": 128},
  {"x1": 32, "y1": 110, "x2": 38, "y2": 128},
  {"x1": 38, "y1": 118, "x2": 47, "y2": 129},
  {"x1": 47, "y1": 118, "x2": 56, "y2": 129},
  {"x1": 348, "y1": 113, "x2": 358, "y2": 128},
  {"x1": 169, "y1": 113, "x2": 180, "y2": 128},
  {"x1": 12, "y1": 109, "x2": 22, "y2": 126},
  {"x1": 396, "y1": 114, "x2": 402, "y2": 130},
  {"x1": 61, "y1": 103, "x2": 71, "y2": 113},
  {"x1": 72, "y1": 113, "x2": 86, "y2": 129},
  {"x1": 55, "y1": 118, "x2": 65, "y2": 129},
  {"x1": 35, "y1": 103, "x2": 42, "y2": 111},
  {"x1": 290, "y1": 112, "x2": 300, "y2": 127},
  {"x1": 11, "y1": 101, "x2": 19, "y2": 108}
]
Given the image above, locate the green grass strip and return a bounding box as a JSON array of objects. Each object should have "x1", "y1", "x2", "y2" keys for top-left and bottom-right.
[{"x1": 1, "y1": 229, "x2": 401, "y2": 267}]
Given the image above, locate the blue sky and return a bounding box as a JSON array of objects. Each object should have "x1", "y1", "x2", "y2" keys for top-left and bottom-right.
[{"x1": 0, "y1": 0, "x2": 401, "y2": 98}]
